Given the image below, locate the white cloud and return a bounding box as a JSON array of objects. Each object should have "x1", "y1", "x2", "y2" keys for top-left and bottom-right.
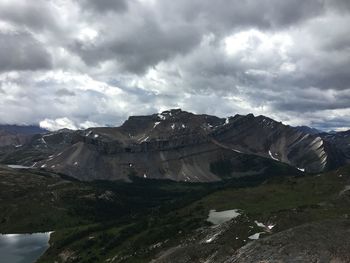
[
  {"x1": 40, "y1": 117, "x2": 77, "y2": 131},
  {"x1": 0, "y1": 0, "x2": 349, "y2": 131}
]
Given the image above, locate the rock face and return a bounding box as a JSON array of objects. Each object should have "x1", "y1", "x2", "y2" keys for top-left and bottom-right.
[
  {"x1": 321, "y1": 130, "x2": 350, "y2": 166},
  {"x1": 0, "y1": 125, "x2": 47, "y2": 148},
  {"x1": 0, "y1": 130, "x2": 28, "y2": 148},
  {"x1": 228, "y1": 220, "x2": 350, "y2": 263},
  {"x1": 212, "y1": 114, "x2": 332, "y2": 173},
  {"x1": 0, "y1": 109, "x2": 348, "y2": 182}
]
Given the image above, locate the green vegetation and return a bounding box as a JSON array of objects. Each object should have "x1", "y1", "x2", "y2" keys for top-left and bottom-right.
[{"x1": 1, "y1": 164, "x2": 350, "y2": 262}]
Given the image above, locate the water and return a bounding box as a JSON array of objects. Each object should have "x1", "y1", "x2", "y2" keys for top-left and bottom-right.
[
  {"x1": 207, "y1": 209, "x2": 241, "y2": 225},
  {"x1": 0, "y1": 232, "x2": 51, "y2": 263},
  {"x1": 7, "y1": 165, "x2": 32, "y2": 169}
]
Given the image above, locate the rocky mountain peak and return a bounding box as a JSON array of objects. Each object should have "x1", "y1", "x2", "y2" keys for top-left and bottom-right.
[{"x1": 1, "y1": 110, "x2": 349, "y2": 182}]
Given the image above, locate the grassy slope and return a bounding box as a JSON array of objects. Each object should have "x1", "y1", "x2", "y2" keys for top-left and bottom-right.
[
  {"x1": 39, "y1": 165, "x2": 350, "y2": 263},
  {"x1": 0, "y1": 167, "x2": 95, "y2": 233}
]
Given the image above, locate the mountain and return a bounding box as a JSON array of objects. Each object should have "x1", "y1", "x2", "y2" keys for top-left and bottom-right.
[
  {"x1": 0, "y1": 125, "x2": 48, "y2": 148},
  {"x1": 0, "y1": 125, "x2": 48, "y2": 135},
  {"x1": 294, "y1": 125, "x2": 321, "y2": 135},
  {"x1": 0, "y1": 129, "x2": 27, "y2": 148},
  {"x1": 321, "y1": 130, "x2": 350, "y2": 161},
  {"x1": 0, "y1": 109, "x2": 347, "y2": 182}
]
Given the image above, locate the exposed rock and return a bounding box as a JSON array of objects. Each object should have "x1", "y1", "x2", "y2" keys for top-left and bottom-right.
[{"x1": 228, "y1": 219, "x2": 350, "y2": 263}]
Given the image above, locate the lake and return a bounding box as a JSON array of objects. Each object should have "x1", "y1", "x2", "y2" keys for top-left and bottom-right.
[{"x1": 0, "y1": 232, "x2": 51, "y2": 263}]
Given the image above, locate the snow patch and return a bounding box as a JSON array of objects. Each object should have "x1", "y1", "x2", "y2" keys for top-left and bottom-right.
[
  {"x1": 205, "y1": 232, "x2": 221, "y2": 243},
  {"x1": 153, "y1": 122, "x2": 161, "y2": 128},
  {"x1": 248, "y1": 233, "x2": 263, "y2": 240},
  {"x1": 297, "y1": 167, "x2": 305, "y2": 172},
  {"x1": 255, "y1": 221, "x2": 265, "y2": 228},
  {"x1": 171, "y1": 123, "x2": 175, "y2": 130},
  {"x1": 41, "y1": 137, "x2": 47, "y2": 144},
  {"x1": 254, "y1": 221, "x2": 275, "y2": 230},
  {"x1": 268, "y1": 150, "x2": 279, "y2": 161},
  {"x1": 232, "y1": 148, "x2": 242, "y2": 153},
  {"x1": 267, "y1": 224, "x2": 275, "y2": 230},
  {"x1": 157, "y1": 114, "x2": 166, "y2": 120},
  {"x1": 94, "y1": 134, "x2": 99, "y2": 138},
  {"x1": 207, "y1": 209, "x2": 241, "y2": 225}
]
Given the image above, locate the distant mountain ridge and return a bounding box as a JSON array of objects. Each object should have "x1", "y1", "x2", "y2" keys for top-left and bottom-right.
[
  {"x1": 0, "y1": 125, "x2": 48, "y2": 135},
  {"x1": 0, "y1": 110, "x2": 348, "y2": 182},
  {"x1": 0, "y1": 125, "x2": 48, "y2": 148},
  {"x1": 295, "y1": 125, "x2": 321, "y2": 135}
]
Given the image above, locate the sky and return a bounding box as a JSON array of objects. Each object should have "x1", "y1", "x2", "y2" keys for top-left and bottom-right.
[{"x1": 0, "y1": 0, "x2": 350, "y2": 131}]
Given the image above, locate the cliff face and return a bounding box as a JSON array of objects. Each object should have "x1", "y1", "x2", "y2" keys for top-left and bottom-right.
[
  {"x1": 0, "y1": 109, "x2": 347, "y2": 182},
  {"x1": 211, "y1": 114, "x2": 332, "y2": 173}
]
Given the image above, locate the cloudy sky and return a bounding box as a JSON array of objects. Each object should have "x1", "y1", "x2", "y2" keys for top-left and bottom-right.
[{"x1": 0, "y1": 0, "x2": 350, "y2": 131}]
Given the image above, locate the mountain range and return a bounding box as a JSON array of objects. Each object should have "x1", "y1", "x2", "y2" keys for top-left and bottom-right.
[{"x1": 0, "y1": 109, "x2": 348, "y2": 182}]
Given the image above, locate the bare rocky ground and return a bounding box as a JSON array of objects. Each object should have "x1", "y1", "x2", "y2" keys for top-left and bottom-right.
[
  {"x1": 229, "y1": 219, "x2": 350, "y2": 263},
  {"x1": 151, "y1": 218, "x2": 350, "y2": 263}
]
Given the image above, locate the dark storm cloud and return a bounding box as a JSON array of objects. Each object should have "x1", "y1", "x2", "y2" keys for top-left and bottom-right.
[
  {"x1": 269, "y1": 88, "x2": 350, "y2": 112},
  {"x1": 0, "y1": 31, "x2": 52, "y2": 72},
  {"x1": 157, "y1": 0, "x2": 326, "y2": 32},
  {"x1": 0, "y1": 1, "x2": 58, "y2": 31},
  {"x1": 310, "y1": 116, "x2": 350, "y2": 131},
  {"x1": 70, "y1": 0, "x2": 327, "y2": 74},
  {"x1": 71, "y1": 18, "x2": 202, "y2": 73},
  {"x1": 78, "y1": 0, "x2": 128, "y2": 13}
]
